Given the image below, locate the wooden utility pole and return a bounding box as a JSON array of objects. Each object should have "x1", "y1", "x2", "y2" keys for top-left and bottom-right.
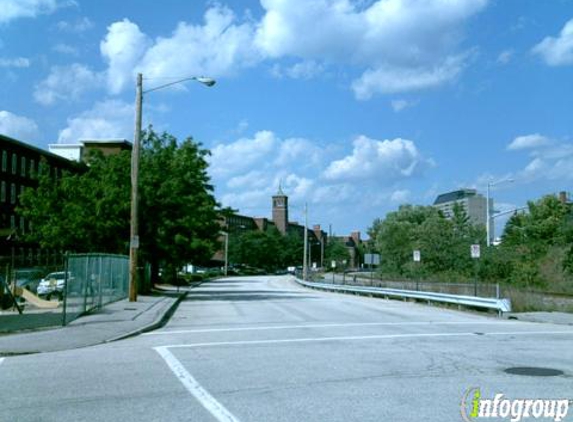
[{"x1": 129, "y1": 73, "x2": 143, "y2": 302}]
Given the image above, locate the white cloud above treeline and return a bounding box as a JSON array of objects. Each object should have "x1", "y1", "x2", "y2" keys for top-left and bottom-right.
[
  {"x1": 532, "y1": 18, "x2": 573, "y2": 66},
  {"x1": 57, "y1": 99, "x2": 133, "y2": 143},
  {"x1": 208, "y1": 129, "x2": 434, "y2": 218},
  {"x1": 0, "y1": 111, "x2": 39, "y2": 141},
  {"x1": 37, "y1": 0, "x2": 488, "y2": 107}
]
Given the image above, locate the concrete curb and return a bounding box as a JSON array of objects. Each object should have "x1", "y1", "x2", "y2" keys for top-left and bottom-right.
[{"x1": 105, "y1": 291, "x2": 188, "y2": 342}]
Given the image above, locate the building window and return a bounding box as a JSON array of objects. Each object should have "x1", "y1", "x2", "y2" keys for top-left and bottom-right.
[
  {"x1": 30, "y1": 159, "x2": 36, "y2": 177},
  {"x1": 10, "y1": 183, "x2": 16, "y2": 204},
  {"x1": 1, "y1": 151, "x2": 6, "y2": 172},
  {"x1": 21, "y1": 156, "x2": 26, "y2": 177},
  {"x1": 11, "y1": 153, "x2": 17, "y2": 175},
  {"x1": 10, "y1": 215, "x2": 15, "y2": 229},
  {"x1": 19, "y1": 216, "x2": 25, "y2": 232},
  {"x1": 0, "y1": 182, "x2": 5, "y2": 202}
]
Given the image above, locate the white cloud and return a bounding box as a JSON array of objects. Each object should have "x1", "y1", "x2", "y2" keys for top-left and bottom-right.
[
  {"x1": 517, "y1": 143, "x2": 573, "y2": 182},
  {"x1": 352, "y1": 54, "x2": 467, "y2": 99},
  {"x1": 507, "y1": 133, "x2": 551, "y2": 151},
  {"x1": 100, "y1": 19, "x2": 151, "y2": 95},
  {"x1": 0, "y1": 0, "x2": 60, "y2": 24},
  {"x1": 52, "y1": 43, "x2": 79, "y2": 55},
  {"x1": 94, "y1": 1, "x2": 485, "y2": 98},
  {"x1": 390, "y1": 98, "x2": 417, "y2": 112},
  {"x1": 0, "y1": 57, "x2": 30, "y2": 68},
  {"x1": 274, "y1": 137, "x2": 322, "y2": 167},
  {"x1": 209, "y1": 130, "x2": 277, "y2": 178},
  {"x1": 323, "y1": 135, "x2": 433, "y2": 181},
  {"x1": 209, "y1": 128, "x2": 435, "y2": 232},
  {"x1": 256, "y1": 0, "x2": 487, "y2": 98},
  {"x1": 57, "y1": 99, "x2": 132, "y2": 144},
  {"x1": 497, "y1": 49, "x2": 514, "y2": 65},
  {"x1": 56, "y1": 17, "x2": 94, "y2": 32},
  {"x1": 34, "y1": 63, "x2": 104, "y2": 105},
  {"x1": 136, "y1": 6, "x2": 259, "y2": 82},
  {"x1": 390, "y1": 189, "x2": 411, "y2": 203},
  {"x1": 0, "y1": 110, "x2": 39, "y2": 141},
  {"x1": 532, "y1": 18, "x2": 573, "y2": 66},
  {"x1": 271, "y1": 60, "x2": 325, "y2": 79}
]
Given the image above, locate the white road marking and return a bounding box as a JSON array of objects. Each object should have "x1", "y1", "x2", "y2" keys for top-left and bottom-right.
[
  {"x1": 0, "y1": 358, "x2": 4, "y2": 366},
  {"x1": 161, "y1": 330, "x2": 573, "y2": 349},
  {"x1": 144, "y1": 320, "x2": 515, "y2": 336},
  {"x1": 155, "y1": 346, "x2": 241, "y2": 422}
]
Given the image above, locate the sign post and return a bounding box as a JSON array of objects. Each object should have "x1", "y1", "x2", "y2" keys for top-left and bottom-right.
[
  {"x1": 364, "y1": 253, "x2": 380, "y2": 285},
  {"x1": 471, "y1": 244, "x2": 480, "y2": 296},
  {"x1": 331, "y1": 260, "x2": 336, "y2": 284},
  {"x1": 413, "y1": 250, "x2": 421, "y2": 291}
]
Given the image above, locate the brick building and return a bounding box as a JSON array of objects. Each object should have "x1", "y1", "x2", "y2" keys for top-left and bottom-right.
[
  {"x1": 0, "y1": 134, "x2": 80, "y2": 267},
  {"x1": 217, "y1": 187, "x2": 327, "y2": 268}
]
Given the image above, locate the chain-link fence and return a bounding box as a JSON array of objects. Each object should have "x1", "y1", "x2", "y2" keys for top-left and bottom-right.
[{"x1": 63, "y1": 253, "x2": 129, "y2": 325}]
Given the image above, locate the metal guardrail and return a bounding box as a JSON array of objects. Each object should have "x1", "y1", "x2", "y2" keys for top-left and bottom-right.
[{"x1": 295, "y1": 278, "x2": 512, "y2": 314}]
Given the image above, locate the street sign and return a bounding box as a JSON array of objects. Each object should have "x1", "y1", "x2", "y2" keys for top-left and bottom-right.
[
  {"x1": 331, "y1": 260, "x2": 336, "y2": 268},
  {"x1": 364, "y1": 253, "x2": 380, "y2": 265},
  {"x1": 413, "y1": 250, "x2": 421, "y2": 262},
  {"x1": 471, "y1": 244, "x2": 481, "y2": 259}
]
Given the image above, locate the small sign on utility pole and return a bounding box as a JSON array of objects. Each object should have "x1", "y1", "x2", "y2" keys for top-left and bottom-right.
[
  {"x1": 331, "y1": 260, "x2": 336, "y2": 269},
  {"x1": 413, "y1": 250, "x2": 421, "y2": 262},
  {"x1": 471, "y1": 244, "x2": 481, "y2": 259}
]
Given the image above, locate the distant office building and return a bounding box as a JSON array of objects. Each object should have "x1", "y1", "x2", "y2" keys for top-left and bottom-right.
[
  {"x1": 49, "y1": 139, "x2": 132, "y2": 162},
  {"x1": 433, "y1": 188, "x2": 492, "y2": 236}
]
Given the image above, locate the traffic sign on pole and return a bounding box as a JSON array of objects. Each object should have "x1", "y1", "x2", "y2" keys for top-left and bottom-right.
[{"x1": 471, "y1": 244, "x2": 481, "y2": 259}]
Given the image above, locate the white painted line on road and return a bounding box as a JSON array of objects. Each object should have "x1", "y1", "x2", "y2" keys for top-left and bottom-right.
[
  {"x1": 0, "y1": 358, "x2": 4, "y2": 366},
  {"x1": 144, "y1": 320, "x2": 515, "y2": 336},
  {"x1": 161, "y1": 330, "x2": 573, "y2": 349},
  {"x1": 155, "y1": 346, "x2": 241, "y2": 422}
]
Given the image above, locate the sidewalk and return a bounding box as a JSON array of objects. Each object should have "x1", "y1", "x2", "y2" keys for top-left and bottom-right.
[{"x1": 0, "y1": 288, "x2": 187, "y2": 356}]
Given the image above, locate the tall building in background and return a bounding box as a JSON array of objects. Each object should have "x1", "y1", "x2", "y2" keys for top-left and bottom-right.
[{"x1": 433, "y1": 188, "x2": 492, "y2": 236}]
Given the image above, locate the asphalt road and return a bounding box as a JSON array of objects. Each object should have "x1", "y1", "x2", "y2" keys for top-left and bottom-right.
[{"x1": 2, "y1": 276, "x2": 573, "y2": 422}]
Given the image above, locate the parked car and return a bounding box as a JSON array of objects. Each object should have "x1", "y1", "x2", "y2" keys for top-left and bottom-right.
[
  {"x1": 14, "y1": 268, "x2": 45, "y2": 294},
  {"x1": 37, "y1": 271, "x2": 72, "y2": 301}
]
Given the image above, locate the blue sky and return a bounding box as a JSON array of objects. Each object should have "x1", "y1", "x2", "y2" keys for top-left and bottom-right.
[{"x1": 1, "y1": 0, "x2": 572, "y2": 238}]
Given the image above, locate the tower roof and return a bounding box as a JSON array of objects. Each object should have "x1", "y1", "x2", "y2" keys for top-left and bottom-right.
[{"x1": 276, "y1": 181, "x2": 286, "y2": 196}]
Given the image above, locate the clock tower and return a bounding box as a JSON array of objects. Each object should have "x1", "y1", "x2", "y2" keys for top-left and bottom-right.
[{"x1": 272, "y1": 183, "x2": 289, "y2": 235}]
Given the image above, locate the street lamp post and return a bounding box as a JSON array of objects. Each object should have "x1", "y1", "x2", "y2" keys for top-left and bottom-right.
[
  {"x1": 486, "y1": 177, "x2": 514, "y2": 247},
  {"x1": 222, "y1": 231, "x2": 229, "y2": 276},
  {"x1": 303, "y1": 203, "x2": 308, "y2": 281},
  {"x1": 129, "y1": 73, "x2": 216, "y2": 302}
]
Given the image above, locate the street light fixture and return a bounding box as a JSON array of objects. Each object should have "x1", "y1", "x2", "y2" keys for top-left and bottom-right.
[
  {"x1": 486, "y1": 177, "x2": 514, "y2": 247},
  {"x1": 129, "y1": 73, "x2": 216, "y2": 302}
]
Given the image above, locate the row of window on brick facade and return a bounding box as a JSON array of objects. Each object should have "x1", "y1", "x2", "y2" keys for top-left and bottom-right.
[
  {"x1": 1, "y1": 150, "x2": 60, "y2": 179},
  {"x1": 0, "y1": 181, "x2": 26, "y2": 205}
]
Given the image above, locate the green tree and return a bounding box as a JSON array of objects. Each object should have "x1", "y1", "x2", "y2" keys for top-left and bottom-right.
[
  {"x1": 138, "y1": 129, "x2": 220, "y2": 282},
  {"x1": 18, "y1": 128, "x2": 221, "y2": 285},
  {"x1": 228, "y1": 228, "x2": 284, "y2": 271},
  {"x1": 324, "y1": 239, "x2": 351, "y2": 270},
  {"x1": 19, "y1": 152, "x2": 130, "y2": 253}
]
